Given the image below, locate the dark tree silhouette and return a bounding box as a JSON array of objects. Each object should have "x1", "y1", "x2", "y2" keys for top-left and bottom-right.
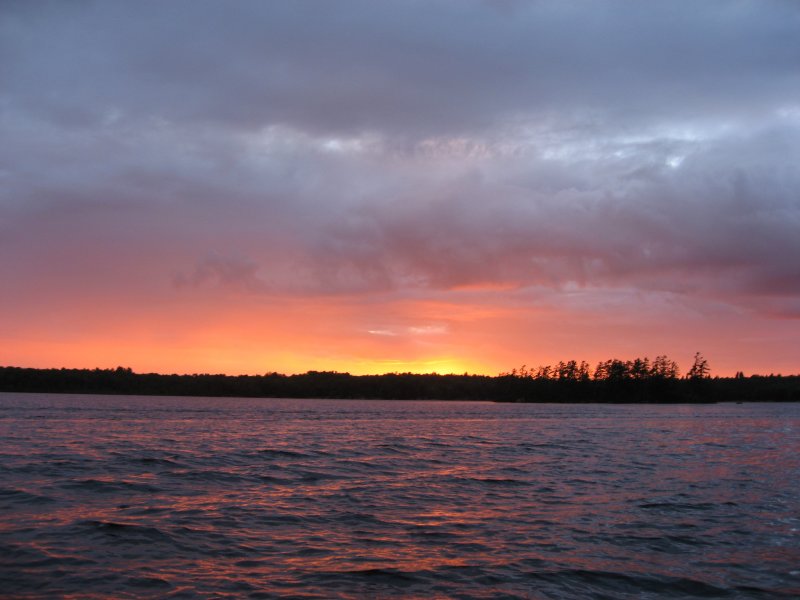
[
  {"x1": 1, "y1": 354, "x2": 798, "y2": 403},
  {"x1": 687, "y1": 352, "x2": 711, "y2": 379}
]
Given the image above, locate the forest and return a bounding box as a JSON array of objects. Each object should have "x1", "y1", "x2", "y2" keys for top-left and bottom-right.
[{"x1": 1, "y1": 354, "x2": 798, "y2": 403}]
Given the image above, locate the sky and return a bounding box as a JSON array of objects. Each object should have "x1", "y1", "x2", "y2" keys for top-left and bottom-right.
[{"x1": 2, "y1": 0, "x2": 800, "y2": 376}]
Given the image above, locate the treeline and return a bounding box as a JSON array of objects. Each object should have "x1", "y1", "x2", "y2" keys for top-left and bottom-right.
[
  {"x1": 1, "y1": 356, "x2": 799, "y2": 402},
  {"x1": 494, "y1": 354, "x2": 690, "y2": 402},
  {"x1": 495, "y1": 353, "x2": 797, "y2": 402},
  {"x1": 501, "y1": 354, "x2": 686, "y2": 382},
  {"x1": 0, "y1": 366, "x2": 498, "y2": 401}
]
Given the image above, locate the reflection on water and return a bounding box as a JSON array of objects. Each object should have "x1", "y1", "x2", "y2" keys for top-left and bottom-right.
[{"x1": 0, "y1": 394, "x2": 798, "y2": 598}]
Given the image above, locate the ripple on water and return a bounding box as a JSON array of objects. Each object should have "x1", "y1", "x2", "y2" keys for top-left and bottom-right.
[
  {"x1": 71, "y1": 520, "x2": 180, "y2": 545},
  {"x1": 0, "y1": 395, "x2": 798, "y2": 598},
  {"x1": 0, "y1": 487, "x2": 55, "y2": 507},
  {"x1": 59, "y1": 478, "x2": 163, "y2": 494}
]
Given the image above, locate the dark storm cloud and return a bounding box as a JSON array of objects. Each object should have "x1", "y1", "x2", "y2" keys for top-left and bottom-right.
[
  {"x1": 3, "y1": 0, "x2": 799, "y2": 136},
  {"x1": 306, "y1": 122, "x2": 800, "y2": 302},
  {"x1": 1, "y1": 0, "x2": 799, "y2": 316}
]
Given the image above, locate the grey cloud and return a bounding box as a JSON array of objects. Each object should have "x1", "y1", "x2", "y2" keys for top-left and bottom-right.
[
  {"x1": 300, "y1": 124, "x2": 800, "y2": 307},
  {"x1": 1, "y1": 0, "x2": 799, "y2": 320},
  {"x1": 173, "y1": 254, "x2": 264, "y2": 292},
  {"x1": 2, "y1": 1, "x2": 799, "y2": 138}
]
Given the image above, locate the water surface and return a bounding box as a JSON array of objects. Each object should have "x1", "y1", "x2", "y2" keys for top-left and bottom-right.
[{"x1": 1, "y1": 394, "x2": 798, "y2": 598}]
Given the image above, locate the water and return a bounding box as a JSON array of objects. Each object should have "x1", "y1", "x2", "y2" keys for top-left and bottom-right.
[{"x1": 0, "y1": 394, "x2": 798, "y2": 599}]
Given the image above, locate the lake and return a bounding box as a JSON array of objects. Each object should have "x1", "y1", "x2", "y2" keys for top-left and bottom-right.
[{"x1": 0, "y1": 393, "x2": 798, "y2": 598}]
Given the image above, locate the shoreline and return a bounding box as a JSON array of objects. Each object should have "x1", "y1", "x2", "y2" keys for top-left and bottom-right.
[{"x1": 2, "y1": 366, "x2": 798, "y2": 403}]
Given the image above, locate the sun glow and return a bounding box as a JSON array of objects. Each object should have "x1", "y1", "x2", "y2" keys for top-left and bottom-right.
[
  {"x1": 349, "y1": 357, "x2": 477, "y2": 376},
  {"x1": 7, "y1": 284, "x2": 800, "y2": 377}
]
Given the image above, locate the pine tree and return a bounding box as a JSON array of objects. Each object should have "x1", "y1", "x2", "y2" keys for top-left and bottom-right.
[{"x1": 687, "y1": 352, "x2": 710, "y2": 379}]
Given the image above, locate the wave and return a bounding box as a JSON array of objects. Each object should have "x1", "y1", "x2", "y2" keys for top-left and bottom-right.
[
  {"x1": 0, "y1": 487, "x2": 55, "y2": 505},
  {"x1": 59, "y1": 479, "x2": 161, "y2": 494},
  {"x1": 522, "y1": 568, "x2": 779, "y2": 598}
]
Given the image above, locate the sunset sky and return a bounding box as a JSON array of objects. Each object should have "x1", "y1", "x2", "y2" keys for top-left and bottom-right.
[{"x1": 2, "y1": 0, "x2": 799, "y2": 376}]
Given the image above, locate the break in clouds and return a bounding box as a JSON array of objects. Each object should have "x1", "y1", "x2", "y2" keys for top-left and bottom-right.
[{"x1": 2, "y1": 0, "x2": 800, "y2": 318}]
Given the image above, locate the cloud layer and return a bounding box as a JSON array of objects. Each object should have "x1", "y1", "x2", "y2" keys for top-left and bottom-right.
[{"x1": 2, "y1": 1, "x2": 799, "y2": 374}]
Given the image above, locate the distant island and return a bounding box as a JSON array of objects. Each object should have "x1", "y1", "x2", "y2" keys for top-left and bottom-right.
[{"x1": 2, "y1": 354, "x2": 798, "y2": 403}]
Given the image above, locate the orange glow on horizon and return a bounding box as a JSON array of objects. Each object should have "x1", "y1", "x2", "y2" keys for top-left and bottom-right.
[{"x1": 3, "y1": 288, "x2": 800, "y2": 378}]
